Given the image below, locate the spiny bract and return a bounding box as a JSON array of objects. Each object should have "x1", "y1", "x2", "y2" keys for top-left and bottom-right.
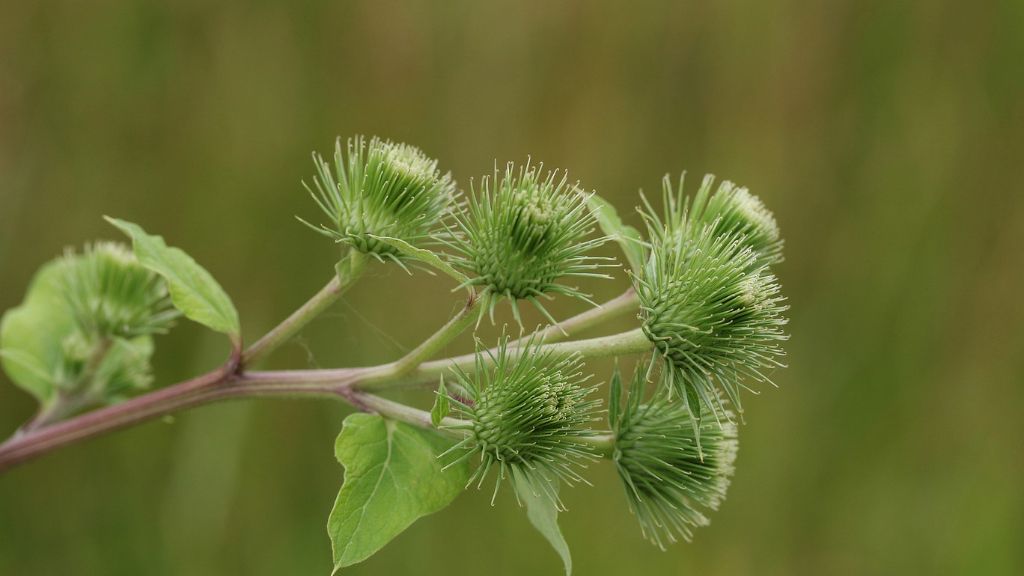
[
  {"x1": 445, "y1": 161, "x2": 611, "y2": 326},
  {"x1": 302, "y1": 135, "x2": 456, "y2": 260},
  {"x1": 612, "y1": 369, "x2": 738, "y2": 549},
  {"x1": 636, "y1": 199, "x2": 788, "y2": 423},
  {"x1": 442, "y1": 335, "x2": 602, "y2": 507}
]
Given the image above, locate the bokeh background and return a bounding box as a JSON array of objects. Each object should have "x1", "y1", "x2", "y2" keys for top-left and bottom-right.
[{"x1": 1, "y1": 1, "x2": 1022, "y2": 575}]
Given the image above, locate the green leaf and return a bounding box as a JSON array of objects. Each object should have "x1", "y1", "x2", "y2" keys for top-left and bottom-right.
[
  {"x1": 431, "y1": 375, "x2": 450, "y2": 427},
  {"x1": 367, "y1": 235, "x2": 471, "y2": 289},
  {"x1": 608, "y1": 364, "x2": 622, "y2": 427},
  {"x1": 586, "y1": 194, "x2": 646, "y2": 273},
  {"x1": 683, "y1": 382, "x2": 703, "y2": 459},
  {"x1": 0, "y1": 260, "x2": 76, "y2": 402},
  {"x1": 334, "y1": 249, "x2": 366, "y2": 287},
  {"x1": 105, "y1": 217, "x2": 241, "y2": 345},
  {"x1": 514, "y1": 474, "x2": 573, "y2": 575},
  {"x1": 329, "y1": 413, "x2": 469, "y2": 572}
]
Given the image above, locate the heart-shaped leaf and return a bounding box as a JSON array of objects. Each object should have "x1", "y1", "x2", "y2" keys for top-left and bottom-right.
[{"x1": 329, "y1": 413, "x2": 469, "y2": 572}]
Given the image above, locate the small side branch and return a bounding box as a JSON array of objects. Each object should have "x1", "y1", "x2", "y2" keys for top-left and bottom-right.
[
  {"x1": 242, "y1": 251, "x2": 367, "y2": 367},
  {"x1": 515, "y1": 288, "x2": 638, "y2": 346},
  {"x1": 359, "y1": 291, "x2": 484, "y2": 387}
]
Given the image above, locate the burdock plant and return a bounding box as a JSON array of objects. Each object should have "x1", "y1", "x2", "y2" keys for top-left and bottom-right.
[{"x1": 0, "y1": 136, "x2": 790, "y2": 575}]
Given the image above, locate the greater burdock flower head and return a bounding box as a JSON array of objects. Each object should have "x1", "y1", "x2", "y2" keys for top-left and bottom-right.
[
  {"x1": 610, "y1": 366, "x2": 738, "y2": 548},
  {"x1": 446, "y1": 162, "x2": 611, "y2": 325},
  {"x1": 60, "y1": 242, "x2": 177, "y2": 339},
  {"x1": 687, "y1": 174, "x2": 783, "y2": 265},
  {"x1": 636, "y1": 175, "x2": 788, "y2": 423},
  {"x1": 442, "y1": 335, "x2": 602, "y2": 506},
  {"x1": 643, "y1": 173, "x2": 783, "y2": 267},
  {"x1": 302, "y1": 135, "x2": 456, "y2": 260}
]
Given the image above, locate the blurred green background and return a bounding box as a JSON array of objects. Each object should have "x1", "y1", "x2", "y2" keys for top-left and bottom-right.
[{"x1": 1, "y1": 1, "x2": 1022, "y2": 574}]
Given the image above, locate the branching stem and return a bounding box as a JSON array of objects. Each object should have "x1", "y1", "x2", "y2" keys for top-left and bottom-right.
[{"x1": 0, "y1": 279, "x2": 642, "y2": 473}]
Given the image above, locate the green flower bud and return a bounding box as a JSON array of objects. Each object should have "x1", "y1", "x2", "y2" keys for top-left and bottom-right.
[
  {"x1": 688, "y1": 174, "x2": 782, "y2": 265},
  {"x1": 303, "y1": 135, "x2": 456, "y2": 259},
  {"x1": 644, "y1": 173, "x2": 783, "y2": 267},
  {"x1": 635, "y1": 223, "x2": 788, "y2": 420},
  {"x1": 446, "y1": 162, "x2": 612, "y2": 325},
  {"x1": 612, "y1": 368, "x2": 738, "y2": 548},
  {"x1": 61, "y1": 242, "x2": 177, "y2": 339},
  {"x1": 443, "y1": 335, "x2": 601, "y2": 505}
]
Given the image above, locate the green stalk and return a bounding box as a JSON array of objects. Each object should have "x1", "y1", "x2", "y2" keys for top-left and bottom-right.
[
  {"x1": 359, "y1": 327, "x2": 652, "y2": 391},
  {"x1": 356, "y1": 291, "x2": 486, "y2": 387},
  {"x1": 242, "y1": 250, "x2": 367, "y2": 366},
  {"x1": 351, "y1": 392, "x2": 469, "y2": 435},
  {"x1": 578, "y1": 433, "x2": 616, "y2": 457},
  {"x1": 513, "y1": 288, "x2": 637, "y2": 346}
]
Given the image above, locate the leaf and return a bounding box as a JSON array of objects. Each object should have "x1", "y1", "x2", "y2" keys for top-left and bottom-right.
[
  {"x1": 587, "y1": 194, "x2": 646, "y2": 273},
  {"x1": 431, "y1": 376, "x2": 450, "y2": 427},
  {"x1": 329, "y1": 413, "x2": 469, "y2": 572},
  {"x1": 334, "y1": 250, "x2": 364, "y2": 287},
  {"x1": 0, "y1": 260, "x2": 76, "y2": 402},
  {"x1": 683, "y1": 382, "x2": 703, "y2": 460},
  {"x1": 367, "y1": 235, "x2": 471, "y2": 289},
  {"x1": 684, "y1": 381, "x2": 701, "y2": 423},
  {"x1": 608, "y1": 363, "x2": 622, "y2": 427},
  {"x1": 105, "y1": 217, "x2": 241, "y2": 345},
  {"x1": 514, "y1": 474, "x2": 573, "y2": 575}
]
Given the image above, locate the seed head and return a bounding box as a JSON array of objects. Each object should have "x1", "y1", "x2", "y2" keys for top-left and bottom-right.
[
  {"x1": 302, "y1": 135, "x2": 456, "y2": 259},
  {"x1": 442, "y1": 335, "x2": 602, "y2": 506},
  {"x1": 446, "y1": 161, "x2": 612, "y2": 325}
]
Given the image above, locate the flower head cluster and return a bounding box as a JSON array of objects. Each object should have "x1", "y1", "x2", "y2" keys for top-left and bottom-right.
[
  {"x1": 442, "y1": 336, "x2": 602, "y2": 505},
  {"x1": 60, "y1": 242, "x2": 177, "y2": 339},
  {"x1": 446, "y1": 162, "x2": 611, "y2": 325},
  {"x1": 636, "y1": 175, "x2": 788, "y2": 422},
  {"x1": 611, "y1": 367, "x2": 738, "y2": 548},
  {"x1": 303, "y1": 135, "x2": 456, "y2": 259}
]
